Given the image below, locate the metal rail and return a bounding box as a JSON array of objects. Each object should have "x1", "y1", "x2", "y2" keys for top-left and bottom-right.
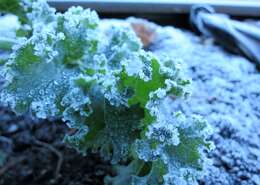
[{"x1": 47, "y1": 0, "x2": 260, "y2": 17}]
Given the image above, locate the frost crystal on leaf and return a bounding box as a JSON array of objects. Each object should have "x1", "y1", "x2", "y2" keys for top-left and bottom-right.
[{"x1": 0, "y1": 1, "x2": 213, "y2": 185}]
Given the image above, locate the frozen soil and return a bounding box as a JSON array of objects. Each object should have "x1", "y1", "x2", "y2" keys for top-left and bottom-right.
[
  {"x1": 0, "y1": 18, "x2": 260, "y2": 185},
  {"x1": 148, "y1": 20, "x2": 260, "y2": 185},
  {"x1": 0, "y1": 108, "x2": 113, "y2": 185}
]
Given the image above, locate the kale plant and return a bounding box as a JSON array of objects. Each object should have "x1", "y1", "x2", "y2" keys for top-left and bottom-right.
[{"x1": 0, "y1": 1, "x2": 213, "y2": 184}]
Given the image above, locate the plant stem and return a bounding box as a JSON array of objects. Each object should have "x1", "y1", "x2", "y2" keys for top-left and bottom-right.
[
  {"x1": 132, "y1": 159, "x2": 145, "y2": 176},
  {"x1": 34, "y1": 139, "x2": 63, "y2": 180}
]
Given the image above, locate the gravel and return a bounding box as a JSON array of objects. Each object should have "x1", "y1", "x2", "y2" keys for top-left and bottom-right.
[{"x1": 149, "y1": 20, "x2": 260, "y2": 185}]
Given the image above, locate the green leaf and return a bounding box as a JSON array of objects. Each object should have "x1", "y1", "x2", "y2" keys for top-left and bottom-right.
[
  {"x1": 120, "y1": 57, "x2": 165, "y2": 108},
  {"x1": 0, "y1": 2, "x2": 213, "y2": 185},
  {"x1": 1, "y1": 42, "x2": 78, "y2": 116},
  {"x1": 67, "y1": 100, "x2": 145, "y2": 163},
  {"x1": 0, "y1": 37, "x2": 18, "y2": 51},
  {"x1": 133, "y1": 115, "x2": 212, "y2": 185},
  {"x1": 0, "y1": 0, "x2": 28, "y2": 24}
]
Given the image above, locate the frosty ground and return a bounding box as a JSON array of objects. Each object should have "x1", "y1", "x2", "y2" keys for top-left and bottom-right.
[{"x1": 0, "y1": 18, "x2": 259, "y2": 185}]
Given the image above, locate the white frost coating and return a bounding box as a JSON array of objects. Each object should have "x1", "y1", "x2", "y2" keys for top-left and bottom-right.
[
  {"x1": 0, "y1": 15, "x2": 21, "y2": 38},
  {"x1": 122, "y1": 57, "x2": 143, "y2": 77},
  {"x1": 32, "y1": 28, "x2": 62, "y2": 63},
  {"x1": 61, "y1": 88, "x2": 90, "y2": 111},
  {"x1": 0, "y1": 2, "x2": 213, "y2": 185},
  {"x1": 28, "y1": 0, "x2": 56, "y2": 32},
  {"x1": 163, "y1": 173, "x2": 188, "y2": 185},
  {"x1": 63, "y1": 6, "x2": 99, "y2": 32},
  {"x1": 31, "y1": 100, "x2": 58, "y2": 119},
  {"x1": 135, "y1": 140, "x2": 160, "y2": 162},
  {"x1": 149, "y1": 88, "x2": 167, "y2": 99},
  {"x1": 146, "y1": 121, "x2": 180, "y2": 146}
]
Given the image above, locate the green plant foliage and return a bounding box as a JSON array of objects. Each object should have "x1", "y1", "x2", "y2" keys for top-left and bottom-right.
[
  {"x1": 0, "y1": 0, "x2": 28, "y2": 23},
  {"x1": 0, "y1": 1, "x2": 213, "y2": 184}
]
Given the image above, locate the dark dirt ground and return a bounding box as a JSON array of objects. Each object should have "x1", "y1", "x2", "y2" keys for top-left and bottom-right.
[{"x1": 0, "y1": 107, "x2": 112, "y2": 185}]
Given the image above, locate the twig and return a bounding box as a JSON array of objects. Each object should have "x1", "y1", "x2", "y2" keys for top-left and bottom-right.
[{"x1": 34, "y1": 140, "x2": 63, "y2": 180}]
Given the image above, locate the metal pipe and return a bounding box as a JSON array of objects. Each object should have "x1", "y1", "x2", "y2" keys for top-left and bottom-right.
[{"x1": 47, "y1": 0, "x2": 260, "y2": 17}]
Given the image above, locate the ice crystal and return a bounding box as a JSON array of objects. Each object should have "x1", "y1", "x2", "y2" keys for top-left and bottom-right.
[{"x1": 0, "y1": 1, "x2": 213, "y2": 184}]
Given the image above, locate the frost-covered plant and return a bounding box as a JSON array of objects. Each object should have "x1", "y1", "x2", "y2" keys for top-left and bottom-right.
[{"x1": 0, "y1": 1, "x2": 213, "y2": 184}]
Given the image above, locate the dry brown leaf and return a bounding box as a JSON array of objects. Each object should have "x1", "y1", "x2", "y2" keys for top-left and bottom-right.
[{"x1": 130, "y1": 20, "x2": 157, "y2": 48}]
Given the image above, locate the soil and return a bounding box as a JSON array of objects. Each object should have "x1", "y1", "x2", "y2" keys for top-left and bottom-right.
[{"x1": 0, "y1": 108, "x2": 112, "y2": 185}]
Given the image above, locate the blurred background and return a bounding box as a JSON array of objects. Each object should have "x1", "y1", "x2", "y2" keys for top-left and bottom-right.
[{"x1": 48, "y1": 0, "x2": 260, "y2": 29}]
